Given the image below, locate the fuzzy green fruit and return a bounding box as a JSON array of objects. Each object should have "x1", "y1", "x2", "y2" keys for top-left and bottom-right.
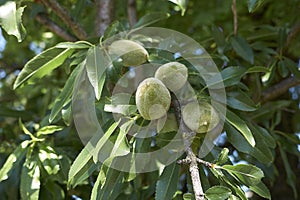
[
  {"x1": 182, "y1": 101, "x2": 219, "y2": 133},
  {"x1": 155, "y1": 62, "x2": 188, "y2": 92},
  {"x1": 136, "y1": 78, "x2": 171, "y2": 120},
  {"x1": 108, "y1": 39, "x2": 149, "y2": 67}
]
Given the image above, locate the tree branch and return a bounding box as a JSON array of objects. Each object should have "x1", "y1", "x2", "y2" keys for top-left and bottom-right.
[
  {"x1": 35, "y1": 13, "x2": 77, "y2": 41},
  {"x1": 286, "y1": 21, "x2": 300, "y2": 47},
  {"x1": 231, "y1": 0, "x2": 238, "y2": 36},
  {"x1": 95, "y1": 0, "x2": 114, "y2": 37},
  {"x1": 40, "y1": 0, "x2": 87, "y2": 40},
  {"x1": 261, "y1": 76, "x2": 300, "y2": 103},
  {"x1": 127, "y1": 0, "x2": 137, "y2": 28},
  {"x1": 172, "y1": 94, "x2": 204, "y2": 200}
]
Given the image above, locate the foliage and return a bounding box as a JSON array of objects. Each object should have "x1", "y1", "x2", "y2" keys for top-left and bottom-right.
[{"x1": 0, "y1": 0, "x2": 300, "y2": 200}]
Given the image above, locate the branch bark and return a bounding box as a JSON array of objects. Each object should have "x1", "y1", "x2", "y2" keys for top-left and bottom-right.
[
  {"x1": 40, "y1": 0, "x2": 87, "y2": 40},
  {"x1": 95, "y1": 0, "x2": 114, "y2": 37},
  {"x1": 172, "y1": 94, "x2": 204, "y2": 200},
  {"x1": 231, "y1": 0, "x2": 238, "y2": 36},
  {"x1": 35, "y1": 13, "x2": 77, "y2": 41},
  {"x1": 261, "y1": 76, "x2": 300, "y2": 103},
  {"x1": 127, "y1": 0, "x2": 137, "y2": 28}
]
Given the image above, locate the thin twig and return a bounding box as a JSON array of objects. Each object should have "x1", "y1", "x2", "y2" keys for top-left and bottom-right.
[
  {"x1": 40, "y1": 0, "x2": 87, "y2": 40},
  {"x1": 35, "y1": 13, "x2": 77, "y2": 41},
  {"x1": 231, "y1": 0, "x2": 238, "y2": 36},
  {"x1": 172, "y1": 94, "x2": 204, "y2": 200},
  {"x1": 261, "y1": 76, "x2": 300, "y2": 103},
  {"x1": 95, "y1": 0, "x2": 114, "y2": 37},
  {"x1": 127, "y1": 0, "x2": 137, "y2": 28}
]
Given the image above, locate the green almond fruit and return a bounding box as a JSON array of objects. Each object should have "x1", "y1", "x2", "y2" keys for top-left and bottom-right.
[
  {"x1": 136, "y1": 78, "x2": 171, "y2": 120},
  {"x1": 155, "y1": 62, "x2": 188, "y2": 92},
  {"x1": 108, "y1": 39, "x2": 149, "y2": 67},
  {"x1": 182, "y1": 101, "x2": 219, "y2": 133}
]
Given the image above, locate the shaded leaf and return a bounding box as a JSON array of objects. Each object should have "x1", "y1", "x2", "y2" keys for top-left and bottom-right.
[
  {"x1": 249, "y1": 182, "x2": 271, "y2": 200},
  {"x1": 207, "y1": 66, "x2": 246, "y2": 89},
  {"x1": 205, "y1": 185, "x2": 232, "y2": 200},
  {"x1": 0, "y1": 105, "x2": 33, "y2": 120},
  {"x1": 248, "y1": 0, "x2": 265, "y2": 12},
  {"x1": 0, "y1": 140, "x2": 30, "y2": 182},
  {"x1": 20, "y1": 159, "x2": 40, "y2": 200},
  {"x1": 226, "y1": 109, "x2": 255, "y2": 146},
  {"x1": 155, "y1": 161, "x2": 180, "y2": 200},
  {"x1": 227, "y1": 91, "x2": 257, "y2": 111},
  {"x1": 222, "y1": 164, "x2": 264, "y2": 186},
  {"x1": 231, "y1": 36, "x2": 254, "y2": 64},
  {"x1": 133, "y1": 12, "x2": 170, "y2": 28},
  {"x1": 13, "y1": 47, "x2": 74, "y2": 89},
  {"x1": 0, "y1": 1, "x2": 26, "y2": 42},
  {"x1": 211, "y1": 25, "x2": 226, "y2": 54}
]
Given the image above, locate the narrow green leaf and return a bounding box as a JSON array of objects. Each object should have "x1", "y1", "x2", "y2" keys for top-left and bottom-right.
[
  {"x1": 20, "y1": 159, "x2": 40, "y2": 200},
  {"x1": 227, "y1": 91, "x2": 257, "y2": 112},
  {"x1": 0, "y1": 1, "x2": 26, "y2": 42},
  {"x1": 68, "y1": 146, "x2": 93, "y2": 188},
  {"x1": 49, "y1": 63, "x2": 84, "y2": 122},
  {"x1": 248, "y1": 0, "x2": 265, "y2": 12},
  {"x1": 133, "y1": 12, "x2": 170, "y2": 28},
  {"x1": 103, "y1": 20, "x2": 126, "y2": 40},
  {"x1": 279, "y1": 144, "x2": 298, "y2": 199},
  {"x1": 205, "y1": 186, "x2": 232, "y2": 200},
  {"x1": 221, "y1": 164, "x2": 264, "y2": 186},
  {"x1": 217, "y1": 148, "x2": 229, "y2": 165},
  {"x1": 249, "y1": 182, "x2": 271, "y2": 200},
  {"x1": 0, "y1": 105, "x2": 33, "y2": 120},
  {"x1": 207, "y1": 66, "x2": 246, "y2": 89},
  {"x1": 104, "y1": 104, "x2": 137, "y2": 115},
  {"x1": 168, "y1": 0, "x2": 187, "y2": 15},
  {"x1": 0, "y1": 141, "x2": 30, "y2": 182},
  {"x1": 92, "y1": 120, "x2": 121, "y2": 163},
  {"x1": 226, "y1": 109, "x2": 255, "y2": 146},
  {"x1": 56, "y1": 41, "x2": 92, "y2": 49},
  {"x1": 231, "y1": 36, "x2": 254, "y2": 64},
  {"x1": 155, "y1": 161, "x2": 180, "y2": 200},
  {"x1": 36, "y1": 125, "x2": 64, "y2": 137},
  {"x1": 245, "y1": 66, "x2": 270, "y2": 74},
  {"x1": 91, "y1": 159, "x2": 126, "y2": 200},
  {"x1": 86, "y1": 46, "x2": 109, "y2": 100},
  {"x1": 226, "y1": 123, "x2": 273, "y2": 164},
  {"x1": 211, "y1": 25, "x2": 226, "y2": 53},
  {"x1": 38, "y1": 146, "x2": 61, "y2": 175},
  {"x1": 13, "y1": 47, "x2": 74, "y2": 89}
]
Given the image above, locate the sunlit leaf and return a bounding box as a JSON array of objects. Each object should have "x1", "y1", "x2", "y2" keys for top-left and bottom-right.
[
  {"x1": 248, "y1": 0, "x2": 265, "y2": 12},
  {"x1": 20, "y1": 159, "x2": 40, "y2": 200},
  {"x1": 0, "y1": 141, "x2": 30, "y2": 182},
  {"x1": 104, "y1": 104, "x2": 137, "y2": 115},
  {"x1": 226, "y1": 109, "x2": 255, "y2": 146},
  {"x1": 56, "y1": 41, "x2": 92, "y2": 49},
  {"x1": 49, "y1": 63, "x2": 84, "y2": 122},
  {"x1": 168, "y1": 0, "x2": 187, "y2": 15},
  {"x1": 36, "y1": 125, "x2": 64, "y2": 137},
  {"x1": 222, "y1": 164, "x2": 264, "y2": 186},
  {"x1": 13, "y1": 47, "x2": 74, "y2": 89},
  {"x1": 86, "y1": 46, "x2": 109, "y2": 100},
  {"x1": 0, "y1": 1, "x2": 26, "y2": 42}
]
